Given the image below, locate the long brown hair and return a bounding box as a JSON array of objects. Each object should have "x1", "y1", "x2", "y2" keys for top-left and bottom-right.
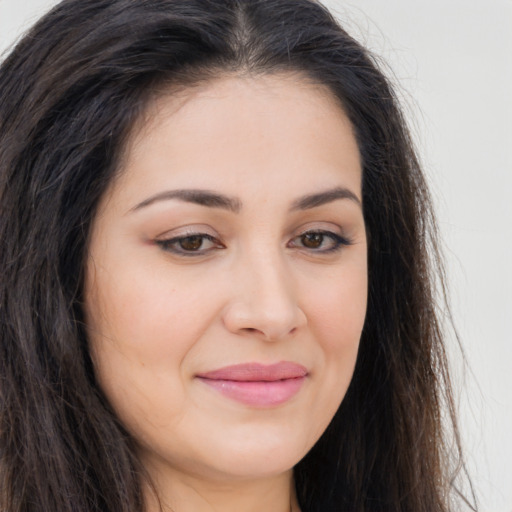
[{"x1": 0, "y1": 1, "x2": 474, "y2": 511}]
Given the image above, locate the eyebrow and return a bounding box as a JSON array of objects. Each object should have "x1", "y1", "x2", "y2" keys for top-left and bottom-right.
[
  {"x1": 290, "y1": 187, "x2": 361, "y2": 211},
  {"x1": 130, "y1": 186, "x2": 361, "y2": 213},
  {"x1": 131, "y1": 189, "x2": 242, "y2": 213}
]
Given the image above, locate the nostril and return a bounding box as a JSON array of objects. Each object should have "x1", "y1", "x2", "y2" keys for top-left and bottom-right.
[{"x1": 222, "y1": 297, "x2": 307, "y2": 341}]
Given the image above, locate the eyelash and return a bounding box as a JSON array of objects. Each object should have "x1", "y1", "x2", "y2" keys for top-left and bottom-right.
[
  {"x1": 155, "y1": 230, "x2": 352, "y2": 257},
  {"x1": 288, "y1": 230, "x2": 353, "y2": 253},
  {"x1": 155, "y1": 233, "x2": 224, "y2": 256}
]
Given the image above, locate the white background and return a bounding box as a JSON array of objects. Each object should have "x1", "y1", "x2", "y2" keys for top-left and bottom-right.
[{"x1": 1, "y1": 1, "x2": 511, "y2": 511}]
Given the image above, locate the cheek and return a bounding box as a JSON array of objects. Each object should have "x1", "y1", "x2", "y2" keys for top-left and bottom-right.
[
  {"x1": 84, "y1": 261, "x2": 216, "y2": 435},
  {"x1": 85, "y1": 259, "x2": 213, "y2": 369},
  {"x1": 305, "y1": 260, "x2": 368, "y2": 353},
  {"x1": 299, "y1": 260, "x2": 367, "y2": 435}
]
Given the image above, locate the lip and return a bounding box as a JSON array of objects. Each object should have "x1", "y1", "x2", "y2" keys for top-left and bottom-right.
[{"x1": 196, "y1": 361, "x2": 308, "y2": 407}]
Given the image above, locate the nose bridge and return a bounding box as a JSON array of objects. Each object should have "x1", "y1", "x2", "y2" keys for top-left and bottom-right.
[
  {"x1": 249, "y1": 246, "x2": 293, "y2": 307},
  {"x1": 223, "y1": 243, "x2": 306, "y2": 340}
]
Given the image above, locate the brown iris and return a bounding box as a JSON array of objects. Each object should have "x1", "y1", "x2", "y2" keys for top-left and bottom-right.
[
  {"x1": 179, "y1": 236, "x2": 204, "y2": 251},
  {"x1": 301, "y1": 232, "x2": 324, "y2": 249}
]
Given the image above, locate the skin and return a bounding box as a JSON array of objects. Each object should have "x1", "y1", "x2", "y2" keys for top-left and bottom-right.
[{"x1": 84, "y1": 73, "x2": 368, "y2": 512}]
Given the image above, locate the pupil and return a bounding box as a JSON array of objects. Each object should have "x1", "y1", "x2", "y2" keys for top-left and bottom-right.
[
  {"x1": 302, "y1": 232, "x2": 323, "y2": 248},
  {"x1": 180, "y1": 236, "x2": 203, "y2": 251}
]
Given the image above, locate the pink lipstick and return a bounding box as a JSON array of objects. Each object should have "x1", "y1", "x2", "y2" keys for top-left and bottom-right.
[{"x1": 196, "y1": 361, "x2": 308, "y2": 407}]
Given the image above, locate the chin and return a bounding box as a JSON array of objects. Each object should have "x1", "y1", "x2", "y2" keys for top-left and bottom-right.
[{"x1": 198, "y1": 430, "x2": 314, "y2": 481}]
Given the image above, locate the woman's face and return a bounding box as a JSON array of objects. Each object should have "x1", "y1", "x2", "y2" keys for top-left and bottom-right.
[{"x1": 85, "y1": 74, "x2": 367, "y2": 485}]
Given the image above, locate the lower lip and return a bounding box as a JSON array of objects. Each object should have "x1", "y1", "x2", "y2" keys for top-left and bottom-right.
[{"x1": 198, "y1": 377, "x2": 306, "y2": 406}]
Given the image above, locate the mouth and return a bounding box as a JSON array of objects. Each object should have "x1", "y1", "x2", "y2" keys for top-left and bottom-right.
[{"x1": 196, "y1": 361, "x2": 308, "y2": 407}]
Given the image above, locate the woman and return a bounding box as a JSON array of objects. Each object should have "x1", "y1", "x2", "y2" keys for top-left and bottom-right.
[{"x1": 0, "y1": 0, "x2": 474, "y2": 511}]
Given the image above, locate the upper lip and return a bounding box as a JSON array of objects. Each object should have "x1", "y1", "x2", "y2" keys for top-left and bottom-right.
[{"x1": 196, "y1": 361, "x2": 308, "y2": 382}]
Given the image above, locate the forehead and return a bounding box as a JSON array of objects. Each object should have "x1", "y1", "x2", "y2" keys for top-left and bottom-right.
[{"x1": 108, "y1": 73, "x2": 362, "y2": 209}]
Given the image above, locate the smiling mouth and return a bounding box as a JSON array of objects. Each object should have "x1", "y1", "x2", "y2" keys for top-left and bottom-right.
[{"x1": 196, "y1": 361, "x2": 308, "y2": 407}]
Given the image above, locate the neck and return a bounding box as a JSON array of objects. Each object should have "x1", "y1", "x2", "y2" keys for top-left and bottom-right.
[{"x1": 143, "y1": 466, "x2": 299, "y2": 512}]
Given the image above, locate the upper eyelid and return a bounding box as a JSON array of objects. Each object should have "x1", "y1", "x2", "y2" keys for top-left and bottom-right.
[
  {"x1": 155, "y1": 224, "x2": 346, "y2": 240},
  {"x1": 293, "y1": 225, "x2": 345, "y2": 239},
  {"x1": 157, "y1": 233, "x2": 221, "y2": 245},
  {"x1": 290, "y1": 230, "x2": 349, "y2": 244},
  {"x1": 295, "y1": 226, "x2": 339, "y2": 235},
  {"x1": 155, "y1": 225, "x2": 218, "y2": 240},
  {"x1": 155, "y1": 233, "x2": 224, "y2": 256},
  {"x1": 176, "y1": 228, "x2": 349, "y2": 246}
]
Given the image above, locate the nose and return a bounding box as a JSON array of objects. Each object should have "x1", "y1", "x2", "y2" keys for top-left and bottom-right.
[{"x1": 222, "y1": 250, "x2": 307, "y2": 341}]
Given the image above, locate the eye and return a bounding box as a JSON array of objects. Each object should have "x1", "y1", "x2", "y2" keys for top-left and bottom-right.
[
  {"x1": 288, "y1": 230, "x2": 352, "y2": 253},
  {"x1": 155, "y1": 233, "x2": 224, "y2": 256}
]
